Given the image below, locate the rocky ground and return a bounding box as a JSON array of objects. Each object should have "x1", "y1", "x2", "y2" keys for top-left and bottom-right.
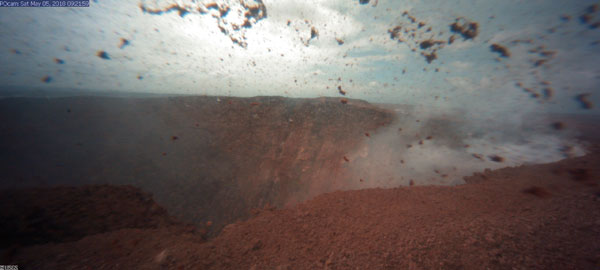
[
  {"x1": 1, "y1": 95, "x2": 598, "y2": 269},
  {"x1": 1, "y1": 145, "x2": 599, "y2": 269}
]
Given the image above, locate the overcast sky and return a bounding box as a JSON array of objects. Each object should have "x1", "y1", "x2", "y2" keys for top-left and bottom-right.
[{"x1": 0, "y1": 0, "x2": 598, "y2": 115}]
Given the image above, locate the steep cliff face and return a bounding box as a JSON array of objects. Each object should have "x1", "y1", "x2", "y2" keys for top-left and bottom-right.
[{"x1": 0, "y1": 96, "x2": 394, "y2": 234}]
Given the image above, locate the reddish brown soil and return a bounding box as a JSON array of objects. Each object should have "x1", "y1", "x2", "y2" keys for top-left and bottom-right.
[{"x1": 3, "y1": 146, "x2": 599, "y2": 269}]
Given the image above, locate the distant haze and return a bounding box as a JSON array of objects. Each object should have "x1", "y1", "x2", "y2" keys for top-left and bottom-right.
[{"x1": 0, "y1": 0, "x2": 598, "y2": 114}]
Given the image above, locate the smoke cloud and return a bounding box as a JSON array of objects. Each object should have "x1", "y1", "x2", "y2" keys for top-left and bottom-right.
[{"x1": 339, "y1": 105, "x2": 586, "y2": 190}]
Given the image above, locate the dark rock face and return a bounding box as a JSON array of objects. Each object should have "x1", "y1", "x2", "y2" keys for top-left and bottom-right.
[
  {"x1": 0, "y1": 96, "x2": 393, "y2": 236},
  {"x1": 0, "y1": 185, "x2": 179, "y2": 248}
]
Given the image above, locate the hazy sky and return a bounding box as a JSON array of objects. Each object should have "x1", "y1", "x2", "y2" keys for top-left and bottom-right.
[{"x1": 0, "y1": 0, "x2": 598, "y2": 114}]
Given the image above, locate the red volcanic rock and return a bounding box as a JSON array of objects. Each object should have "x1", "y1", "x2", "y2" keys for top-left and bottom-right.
[{"x1": 6, "y1": 146, "x2": 600, "y2": 269}]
